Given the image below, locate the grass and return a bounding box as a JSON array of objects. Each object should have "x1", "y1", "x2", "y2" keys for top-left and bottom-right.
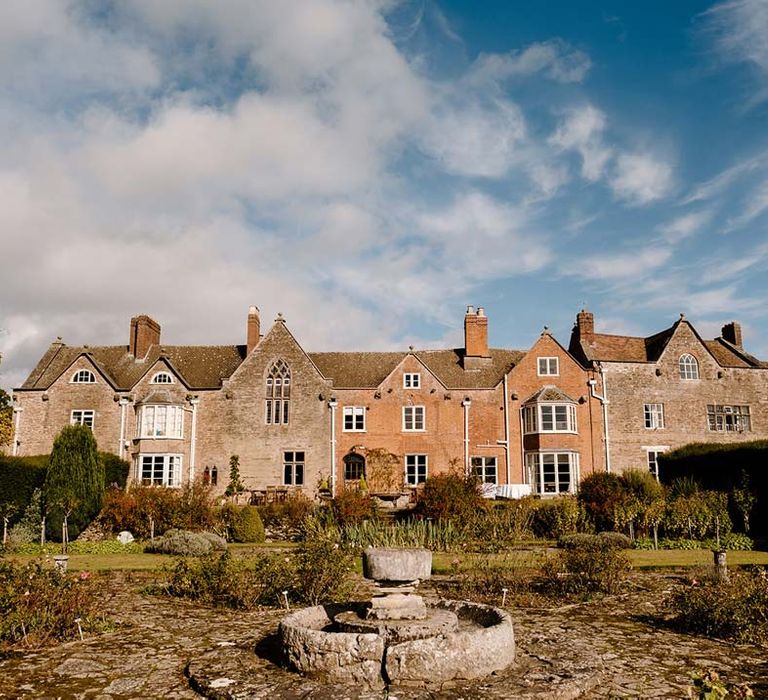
[{"x1": 4, "y1": 543, "x2": 767, "y2": 573}]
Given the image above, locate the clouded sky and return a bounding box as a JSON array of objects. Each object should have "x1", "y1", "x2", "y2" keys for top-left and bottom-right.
[{"x1": 2, "y1": 0, "x2": 768, "y2": 391}]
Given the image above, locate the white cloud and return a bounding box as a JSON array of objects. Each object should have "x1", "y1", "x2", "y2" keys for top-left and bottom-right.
[
  {"x1": 725, "y1": 178, "x2": 768, "y2": 230},
  {"x1": 573, "y1": 247, "x2": 673, "y2": 281},
  {"x1": 550, "y1": 105, "x2": 612, "y2": 181},
  {"x1": 705, "y1": 0, "x2": 768, "y2": 100},
  {"x1": 659, "y1": 209, "x2": 712, "y2": 242},
  {"x1": 470, "y1": 39, "x2": 591, "y2": 85},
  {"x1": 611, "y1": 152, "x2": 674, "y2": 205}
]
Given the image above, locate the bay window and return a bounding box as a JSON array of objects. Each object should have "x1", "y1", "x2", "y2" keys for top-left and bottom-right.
[
  {"x1": 139, "y1": 405, "x2": 184, "y2": 438},
  {"x1": 525, "y1": 452, "x2": 579, "y2": 495}
]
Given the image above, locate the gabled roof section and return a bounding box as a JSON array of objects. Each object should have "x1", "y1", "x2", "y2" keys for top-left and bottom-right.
[
  {"x1": 309, "y1": 348, "x2": 523, "y2": 389},
  {"x1": 571, "y1": 317, "x2": 767, "y2": 368},
  {"x1": 18, "y1": 343, "x2": 247, "y2": 391},
  {"x1": 523, "y1": 385, "x2": 577, "y2": 404}
]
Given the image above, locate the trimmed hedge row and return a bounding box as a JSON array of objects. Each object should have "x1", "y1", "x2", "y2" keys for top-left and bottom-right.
[{"x1": 658, "y1": 441, "x2": 768, "y2": 535}]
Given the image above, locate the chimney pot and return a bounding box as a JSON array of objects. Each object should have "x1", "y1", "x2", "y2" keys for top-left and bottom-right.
[
  {"x1": 477, "y1": 306, "x2": 485, "y2": 316},
  {"x1": 576, "y1": 308, "x2": 594, "y2": 338}
]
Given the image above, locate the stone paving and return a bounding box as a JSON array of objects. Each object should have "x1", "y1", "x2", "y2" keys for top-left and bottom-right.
[{"x1": 0, "y1": 572, "x2": 766, "y2": 699}]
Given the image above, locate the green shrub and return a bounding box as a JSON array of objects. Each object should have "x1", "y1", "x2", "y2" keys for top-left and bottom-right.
[
  {"x1": 578, "y1": 472, "x2": 629, "y2": 532},
  {"x1": 99, "y1": 481, "x2": 216, "y2": 539},
  {"x1": 633, "y1": 538, "x2": 656, "y2": 550},
  {"x1": 0, "y1": 455, "x2": 48, "y2": 526},
  {"x1": 0, "y1": 560, "x2": 106, "y2": 651},
  {"x1": 44, "y1": 425, "x2": 104, "y2": 542},
  {"x1": 670, "y1": 570, "x2": 768, "y2": 643},
  {"x1": 99, "y1": 452, "x2": 130, "y2": 489},
  {"x1": 7, "y1": 488, "x2": 43, "y2": 545},
  {"x1": 258, "y1": 494, "x2": 315, "y2": 540},
  {"x1": 665, "y1": 491, "x2": 732, "y2": 540},
  {"x1": 144, "y1": 529, "x2": 227, "y2": 556},
  {"x1": 8, "y1": 540, "x2": 144, "y2": 556},
  {"x1": 659, "y1": 538, "x2": 702, "y2": 550},
  {"x1": 445, "y1": 553, "x2": 538, "y2": 606},
  {"x1": 331, "y1": 488, "x2": 378, "y2": 526},
  {"x1": 720, "y1": 533, "x2": 753, "y2": 551},
  {"x1": 415, "y1": 473, "x2": 487, "y2": 522},
  {"x1": 295, "y1": 535, "x2": 355, "y2": 605},
  {"x1": 230, "y1": 506, "x2": 265, "y2": 543},
  {"x1": 530, "y1": 496, "x2": 580, "y2": 539},
  {"x1": 540, "y1": 537, "x2": 632, "y2": 595}
]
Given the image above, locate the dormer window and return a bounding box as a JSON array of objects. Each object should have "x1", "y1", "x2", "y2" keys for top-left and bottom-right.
[
  {"x1": 151, "y1": 372, "x2": 174, "y2": 384},
  {"x1": 678, "y1": 354, "x2": 699, "y2": 380},
  {"x1": 71, "y1": 369, "x2": 96, "y2": 383}
]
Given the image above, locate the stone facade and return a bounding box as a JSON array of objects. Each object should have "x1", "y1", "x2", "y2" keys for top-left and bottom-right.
[
  {"x1": 16, "y1": 304, "x2": 763, "y2": 496},
  {"x1": 569, "y1": 310, "x2": 768, "y2": 476}
]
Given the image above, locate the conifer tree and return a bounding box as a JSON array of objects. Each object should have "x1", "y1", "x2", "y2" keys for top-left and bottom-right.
[
  {"x1": 225, "y1": 454, "x2": 245, "y2": 496},
  {"x1": 44, "y1": 424, "x2": 104, "y2": 541}
]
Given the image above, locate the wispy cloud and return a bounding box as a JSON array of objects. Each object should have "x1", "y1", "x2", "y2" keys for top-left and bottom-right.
[
  {"x1": 659, "y1": 209, "x2": 713, "y2": 242},
  {"x1": 612, "y1": 152, "x2": 674, "y2": 206}
]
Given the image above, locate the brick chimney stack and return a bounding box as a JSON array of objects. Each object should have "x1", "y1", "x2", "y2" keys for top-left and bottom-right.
[
  {"x1": 464, "y1": 305, "x2": 490, "y2": 360},
  {"x1": 247, "y1": 305, "x2": 261, "y2": 354},
  {"x1": 576, "y1": 308, "x2": 594, "y2": 338},
  {"x1": 129, "y1": 315, "x2": 161, "y2": 359},
  {"x1": 721, "y1": 321, "x2": 743, "y2": 348}
]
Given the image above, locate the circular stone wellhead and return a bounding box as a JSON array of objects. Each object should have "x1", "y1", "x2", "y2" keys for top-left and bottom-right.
[{"x1": 362, "y1": 547, "x2": 432, "y2": 583}]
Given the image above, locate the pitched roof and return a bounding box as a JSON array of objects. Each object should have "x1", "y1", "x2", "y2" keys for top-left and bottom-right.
[
  {"x1": 571, "y1": 319, "x2": 766, "y2": 368},
  {"x1": 309, "y1": 348, "x2": 524, "y2": 389},
  {"x1": 523, "y1": 385, "x2": 577, "y2": 404},
  {"x1": 19, "y1": 344, "x2": 246, "y2": 391}
]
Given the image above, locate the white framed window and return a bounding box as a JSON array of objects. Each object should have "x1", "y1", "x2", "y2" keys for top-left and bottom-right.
[
  {"x1": 405, "y1": 454, "x2": 427, "y2": 485},
  {"x1": 71, "y1": 409, "x2": 95, "y2": 428},
  {"x1": 151, "y1": 372, "x2": 174, "y2": 384},
  {"x1": 343, "y1": 406, "x2": 366, "y2": 432},
  {"x1": 526, "y1": 452, "x2": 579, "y2": 495},
  {"x1": 71, "y1": 369, "x2": 96, "y2": 383},
  {"x1": 139, "y1": 405, "x2": 184, "y2": 438},
  {"x1": 537, "y1": 357, "x2": 559, "y2": 376},
  {"x1": 522, "y1": 404, "x2": 577, "y2": 434},
  {"x1": 403, "y1": 405, "x2": 425, "y2": 431},
  {"x1": 644, "y1": 403, "x2": 665, "y2": 429},
  {"x1": 679, "y1": 354, "x2": 699, "y2": 380},
  {"x1": 644, "y1": 447, "x2": 668, "y2": 480},
  {"x1": 471, "y1": 456, "x2": 497, "y2": 484},
  {"x1": 404, "y1": 373, "x2": 421, "y2": 389},
  {"x1": 138, "y1": 454, "x2": 182, "y2": 487},
  {"x1": 707, "y1": 404, "x2": 751, "y2": 432},
  {"x1": 266, "y1": 359, "x2": 291, "y2": 425},
  {"x1": 283, "y1": 451, "x2": 305, "y2": 486}
]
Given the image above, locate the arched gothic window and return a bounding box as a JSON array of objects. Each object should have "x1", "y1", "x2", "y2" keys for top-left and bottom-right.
[
  {"x1": 678, "y1": 354, "x2": 699, "y2": 380},
  {"x1": 344, "y1": 453, "x2": 366, "y2": 481},
  {"x1": 265, "y1": 359, "x2": 291, "y2": 425}
]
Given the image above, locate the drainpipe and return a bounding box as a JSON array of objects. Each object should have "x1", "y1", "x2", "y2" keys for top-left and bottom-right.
[
  {"x1": 118, "y1": 398, "x2": 129, "y2": 459},
  {"x1": 588, "y1": 367, "x2": 611, "y2": 473},
  {"x1": 328, "y1": 399, "x2": 338, "y2": 497},
  {"x1": 502, "y1": 375, "x2": 511, "y2": 485},
  {"x1": 12, "y1": 406, "x2": 22, "y2": 456},
  {"x1": 519, "y1": 407, "x2": 526, "y2": 485},
  {"x1": 461, "y1": 398, "x2": 471, "y2": 477},
  {"x1": 189, "y1": 397, "x2": 199, "y2": 483}
]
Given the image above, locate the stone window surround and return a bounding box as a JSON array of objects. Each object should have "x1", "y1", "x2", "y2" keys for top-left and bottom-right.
[
  {"x1": 151, "y1": 372, "x2": 174, "y2": 384},
  {"x1": 283, "y1": 450, "x2": 305, "y2": 486},
  {"x1": 266, "y1": 359, "x2": 291, "y2": 425},
  {"x1": 707, "y1": 404, "x2": 751, "y2": 433}
]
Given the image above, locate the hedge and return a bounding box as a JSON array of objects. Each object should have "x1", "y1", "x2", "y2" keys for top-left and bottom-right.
[{"x1": 658, "y1": 441, "x2": 768, "y2": 535}]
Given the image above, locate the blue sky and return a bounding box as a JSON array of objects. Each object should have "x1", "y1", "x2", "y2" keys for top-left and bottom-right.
[{"x1": 1, "y1": 0, "x2": 768, "y2": 391}]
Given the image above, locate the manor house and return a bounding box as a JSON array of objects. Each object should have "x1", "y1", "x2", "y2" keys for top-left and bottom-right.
[{"x1": 11, "y1": 306, "x2": 767, "y2": 498}]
